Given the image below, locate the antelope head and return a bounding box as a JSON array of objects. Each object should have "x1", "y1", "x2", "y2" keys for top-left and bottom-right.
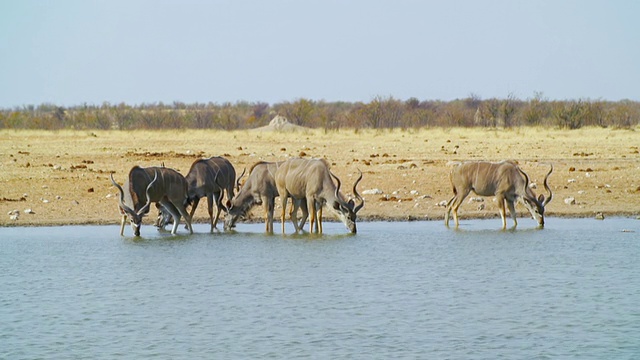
[
  {"x1": 224, "y1": 195, "x2": 255, "y2": 231},
  {"x1": 518, "y1": 164, "x2": 553, "y2": 227},
  {"x1": 330, "y1": 170, "x2": 365, "y2": 233},
  {"x1": 111, "y1": 170, "x2": 158, "y2": 236},
  {"x1": 154, "y1": 203, "x2": 173, "y2": 230}
]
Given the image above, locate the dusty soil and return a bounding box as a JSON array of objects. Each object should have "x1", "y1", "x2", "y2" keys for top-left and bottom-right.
[{"x1": 1, "y1": 127, "x2": 639, "y2": 228}]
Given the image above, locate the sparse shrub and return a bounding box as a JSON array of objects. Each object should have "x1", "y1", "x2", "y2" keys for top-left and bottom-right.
[
  {"x1": 521, "y1": 92, "x2": 548, "y2": 125},
  {"x1": 607, "y1": 100, "x2": 640, "y2": 128},
  {"x1": 2, "y1": 97, "x2": 639, "y2": 130},
  {"x1": 553, "y1": 100, "x2": 585, "y2": 129}
]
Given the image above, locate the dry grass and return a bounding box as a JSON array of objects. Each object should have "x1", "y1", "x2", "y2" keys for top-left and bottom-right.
[{"x1": 1, "y1": 127, "x2": 639, "y2": 227}]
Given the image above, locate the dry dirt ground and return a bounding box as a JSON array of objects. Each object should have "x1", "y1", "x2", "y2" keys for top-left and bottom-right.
[{"x1": 1, "y1": 127, "x2": 639, "y2": 228}]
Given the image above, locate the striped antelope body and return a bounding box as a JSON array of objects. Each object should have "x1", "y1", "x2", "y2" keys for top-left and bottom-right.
[
  {"x1": 445, "y1": 161, "x2": 553, "y2": 229},
  {"x1": 110, "y1": 166, "x2": 193, "y2": 236},
  {"x1": 275, "y1": 158, "x2": 364, "y2": 234},
  {"x1": 185, "y1": 156, "x2": 237, "y2": 232},
  {"x1": 224, "y1": 161, "x2": 309, "y2": 233}
]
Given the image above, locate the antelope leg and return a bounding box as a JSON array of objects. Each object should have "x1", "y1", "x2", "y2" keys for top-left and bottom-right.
[
  {"x1": 280, "y1": 193, "x2": 288, "y2": 234},
  {"x1": 207, "y1": 193, "x2": 217, "y2": 232},
  {"x1": 308, "y1": 199, "x2": 316, "y2": 234},
  {"x1": 120, "y1": 214, "x2": 127, "y2": 236},
  {"x1": 507, "y1": 199, "x2": 518, "y2": 228},
  {"x1": 212, "y1": 191, "x2": 225, "y2": 231},
  {"x1": 497, "y1": 196, "x2": 507, "y2": 230},
  {"x1": 290, "y1": 199, "x2": 300, "y2": 233},
  {"x1": 452, "y1": 188, "x2": 471, "y2": 228},
  {"x1": 297, "y1": 199, "x2": 309, "y2": 231},
  {"x1": 317, "y1": 203, "x2": 323, "y2": 234},
  {"x1": 444, "y1": 195, "x2": 456, "y2": 227},
  {"x1": 188, "y1": 197, "x2": 200, "y2": 224},
  {"x1": 265, "y1": 196, "x2": 274, "y2": 234}
]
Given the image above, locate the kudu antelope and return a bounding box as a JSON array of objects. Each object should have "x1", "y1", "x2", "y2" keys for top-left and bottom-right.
[
  {"x1": 444, "y1": 161, "x2": 553, "y2": 229},
  {"x1": 110, "y1": 166, "x2": 193, "y2": 236},
  {"x1": 224, "y1": 161, "x2": 309, "y2": 233},
  {"x1": 184, "y1": 156, "x2": 237, "y2": 232},
  {"x1": 155, "y1": 166, "x2": 247, "y2": 232},
  {"x1": 275, "y1": 158, "x2": 364, "y2": 234}
]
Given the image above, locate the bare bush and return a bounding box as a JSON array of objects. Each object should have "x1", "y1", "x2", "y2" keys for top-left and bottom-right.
[{"x1": 2, "y1": 96, "x2": 638, "y2": 130}]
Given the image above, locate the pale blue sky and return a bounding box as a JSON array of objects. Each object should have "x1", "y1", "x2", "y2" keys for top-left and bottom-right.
[{"x1": 1, "y1": 0, "x2": 638, "y2": 108}]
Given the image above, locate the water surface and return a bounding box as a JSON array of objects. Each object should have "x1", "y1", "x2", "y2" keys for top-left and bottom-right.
[{"x1": 1, "y1": 218, "x2": 639, "y2": 359}]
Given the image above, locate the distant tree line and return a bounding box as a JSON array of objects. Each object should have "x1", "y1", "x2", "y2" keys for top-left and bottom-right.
[{"x1": 1, "y1": 94, "x2": 638, "y2": 130}]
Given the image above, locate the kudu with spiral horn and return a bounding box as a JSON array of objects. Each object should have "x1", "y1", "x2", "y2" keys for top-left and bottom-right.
[
  {"x1": 445, "y1": 161, "x2": 553, "y2": 229},
  {"x1": 110, "y1": 166, "x2": 193, "y2": 236},
  {"x1": 275, "y1": 158, "x2": 364, "y2": 234}
]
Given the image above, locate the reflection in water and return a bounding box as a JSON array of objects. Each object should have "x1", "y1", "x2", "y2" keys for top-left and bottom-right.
[{"x1": 1, "y1": 218, "x2": 639, "y2": 359}]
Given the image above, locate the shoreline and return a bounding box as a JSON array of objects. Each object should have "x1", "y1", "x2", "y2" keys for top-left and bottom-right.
[
  {"x1": 2, "y1": 211, "x2": 639, "y2": 228},
  {"x1": 2, "y1": 128, "x2": 639, "y2": 228}
]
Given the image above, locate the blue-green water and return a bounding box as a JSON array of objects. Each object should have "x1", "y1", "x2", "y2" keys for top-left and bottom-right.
[{"x1": 1, "y1": 218, "x2": 639, "y2": 359}]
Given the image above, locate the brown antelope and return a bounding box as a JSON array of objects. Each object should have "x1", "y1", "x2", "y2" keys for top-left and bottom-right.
[
  {"x1": 275, "y1": 158, "x2": 364, "y2": 234},
  {"x1": 224, "y1": 161, "x2": 309, "y2": 233},
  {"x1": 110, "y1": 166, "x2": 193, "y2": 236},
  {"x1": 184, "y1": 156, "x2": 237, "y2": 232},
  {"x1": 444, "y1": 161, "x2": 553, "y2": 229},
  {"x1": 155, "y1": 166, "x2": 246, "y2": 232}
]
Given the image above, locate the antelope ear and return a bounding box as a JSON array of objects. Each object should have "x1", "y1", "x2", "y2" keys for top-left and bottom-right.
[
  {"x1": 226, "y1": 200, "x2": 231, "y2": 208},
  {"x1": 538, "y1": 194, "x2": 545, "y2": 203}
]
